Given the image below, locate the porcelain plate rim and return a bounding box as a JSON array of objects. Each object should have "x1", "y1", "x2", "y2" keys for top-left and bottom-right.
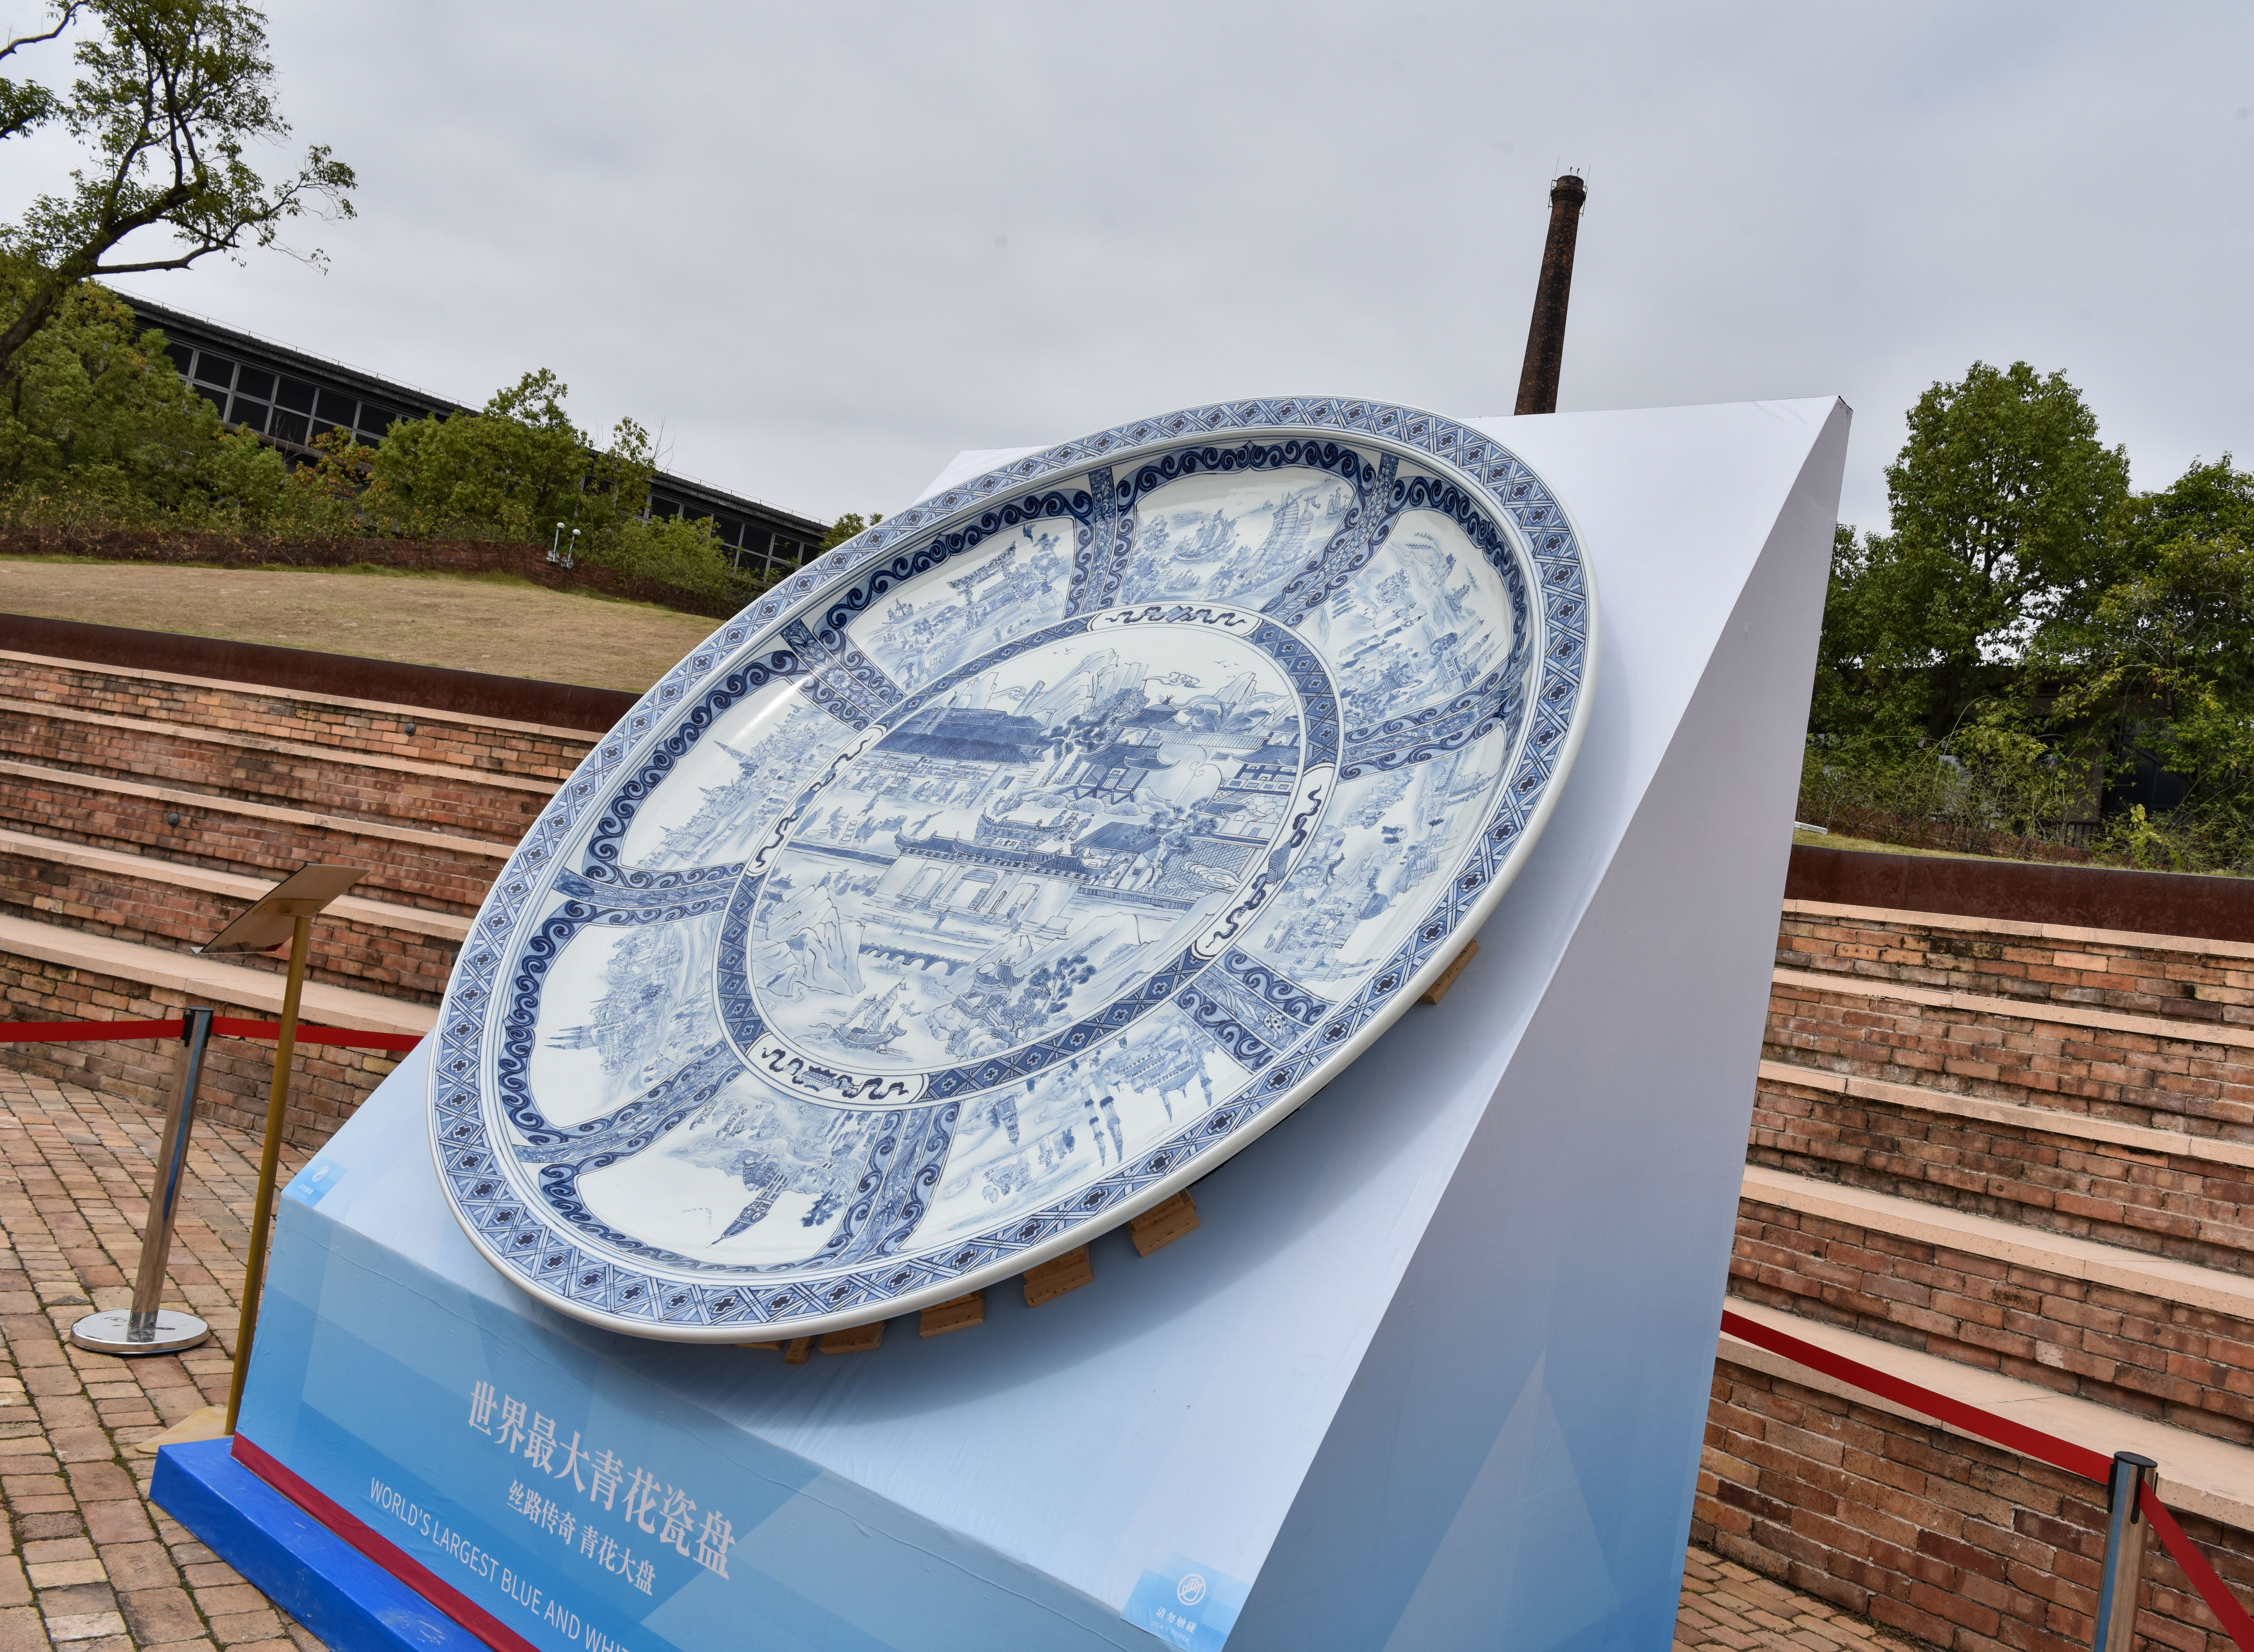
[{"x1": 425, "y1": 395, "x2": 1600, "y2": 1342}]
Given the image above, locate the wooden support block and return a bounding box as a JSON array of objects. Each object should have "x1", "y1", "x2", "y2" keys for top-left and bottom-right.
[
  {"x1": 739, "y1": 1341, "x2": 783, "y2": 1352},
  {"x1": 783, "y1": 1336, "x2": 814, "y2": 1363},
  {"x1": 1419, "y1": 938, "x2": 1480, "y2": 1005},
  {"x1": 919, "y1": 1292, "x2": 986, "y2": 1337},
  {"x1": 1129, "y1": 1191, "x2": 1201, "y2": 1257},
  {"x1": 1022, "y1": 1246, "x2": 1093, "y2": 1308},
  {"x1": 819, "y1": 1321, "x2": 885, "y2": 1355}
]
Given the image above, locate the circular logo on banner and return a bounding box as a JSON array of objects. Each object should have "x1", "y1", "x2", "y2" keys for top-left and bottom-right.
[{"x1": 1177, "y1": 1574, "x2": 1208, "y2": 1607}]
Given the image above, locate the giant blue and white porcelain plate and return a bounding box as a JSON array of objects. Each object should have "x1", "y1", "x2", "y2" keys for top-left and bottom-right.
[{"x1": 429, "y1": 398, "x2": 1597, "y2": 1341}]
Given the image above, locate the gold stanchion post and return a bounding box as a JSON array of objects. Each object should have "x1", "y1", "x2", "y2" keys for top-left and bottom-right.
[
  {"x1": 194, "y1": 864, "x2": 363, "y2": 1435},
  {"x1": 224, "y1": 906, "x2": 310, "y2": 1434}
]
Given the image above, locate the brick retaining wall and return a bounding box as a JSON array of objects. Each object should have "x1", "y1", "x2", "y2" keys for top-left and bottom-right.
[
  {"x1": 1752, "y1": 1075, "x2": 2254, "y2": 1282},
  {"x1": 1779, "y1": 906, "x2": 2254, "y2": 1032},
  {"x1": 1787, "y1": 846, "x2": 2254, "y2": 948},
  {"x1": 0, "y1": 765, "x2": 505, "y2": 914},
  {"x1": 0, "y1": 847, "x2": 458, "y2": 1003},
  {"x1": 0, "y1": 951, "x2": 398, "y2": 1149},
  {"x1": 3, "y1": 648, "x2": 601, "y2": 772},
  {"x1": 1699, "y1": 1357, "x2": 2253, "y2": 1652},
  {"x1": 1732, "y1": 1197, "x2": 2254, "y2": 1448},
  {"x1": 1767, "y1": 981, "x2": 2254, "y2": 1144},
  {"x1": 2, "y1": 706, "x2": 551, "y2": 841}
]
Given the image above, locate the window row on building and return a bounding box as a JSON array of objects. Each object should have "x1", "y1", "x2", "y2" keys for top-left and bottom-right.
[
  {"x1": 129, "y1": 295, "x2": 829, "y2": 572},
  {"x1": 165, "y1": 338, "x2": 408, "y2": 450}
]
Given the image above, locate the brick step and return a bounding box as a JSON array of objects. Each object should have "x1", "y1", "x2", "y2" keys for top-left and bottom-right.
[
  {"x1": 0, "y1": 911, "x2": 433, "y2": 1035},
  {"x1": 0, "y1": 759, "x2": 506, "y2": 915},
  {"x1": 1755, "y1": 1058, "x2": 2254, "y2": 1283},
  {"x1": 1780, "y1": 896, "x2": 2254, "y2": 1031},
  {"x1": 1758, "y1": 1058, "x2": 2254, "y2": 1169},
  {"x1": 1713, "y1": 1293, "x2": 2254, "y2": 1535},
  {"x1": 0, "y1": 696, "x2": 552, "y2": 843},
  {"x1": 1775, "y1": 966, "x2": 2254, "y2": 1054},
  {"x1": 1704, "y1": 1306, "x2": 2254, "y2": 1652},
  {"x1": 0, "y1": 911, "x2": 430, "y2": 1146},
  {"x1": 1766, "y1": 967, "x2": 2254, "y2": 1141},
  {"x1": 0, "y1": 827, "x2": 467, "y2": 1005},
  {"x1": 0, "y1": 648, "x2": 598, "y2": 783},
  {"x1": 1735, "y1": 1165, "x2": 2254, "y2": 1448}
]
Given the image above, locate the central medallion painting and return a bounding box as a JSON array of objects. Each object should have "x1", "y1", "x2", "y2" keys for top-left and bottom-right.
[{"x1": 431, "y1": 399, "x2": 1597, "y2": 1339}]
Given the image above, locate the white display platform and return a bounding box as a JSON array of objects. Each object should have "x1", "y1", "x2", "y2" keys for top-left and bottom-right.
[{"x1": 237, "y1": 397, "x2": 1847, "y2": 1652}]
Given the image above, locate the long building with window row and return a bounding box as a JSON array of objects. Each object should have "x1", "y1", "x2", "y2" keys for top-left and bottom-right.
[{"x1": 120, "y1": 295, "x2": 831, "y2": 575}]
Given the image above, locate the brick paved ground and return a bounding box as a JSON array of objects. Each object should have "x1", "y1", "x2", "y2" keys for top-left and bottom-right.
[
  {"x1": 0, "y1": 1059, "x2": 1908, "y2": 1652},
  {"x1": 0, "y1": 1061, "x2": 316, "y2": 1652},
  {"x1": 1677, "y1": 1546, "x2": 1935, "y2": 1652}
]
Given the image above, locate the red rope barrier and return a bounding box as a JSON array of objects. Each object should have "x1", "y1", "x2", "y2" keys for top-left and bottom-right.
[
  {"x1": 1721, "y1": 1309, "x2": 2111, "y2": 1481},
  {"x1": 209, "y1": 1017, "x2": 423, "y2": 1052},
  {"x1": 0, "y1": 1016, "x2": 422, "y2": 1052},
  {"x1": 2140, "y1": 1485, "x2": 2254, "y2": 1652},
  {"x1": 3, "y1": 1019, "x2": 2248, "y2": 1636},
  {"x1": 1725, "y1": 1308, "x2": 2254, "y2": 1652},
  {"x1": 0, "y1": 1017, "x2": 184, "y2": 1043}
]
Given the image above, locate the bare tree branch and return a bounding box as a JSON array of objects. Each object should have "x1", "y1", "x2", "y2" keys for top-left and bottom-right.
[
  {"x1": 0, "y1": 2, "x2": 86, "y2": 141},
  {"x1": 0, "y1": 2, "x2": 84, "y2": 61},
  {"x1": 0, "y1": 0, "x2": 353, "y2": 386}
]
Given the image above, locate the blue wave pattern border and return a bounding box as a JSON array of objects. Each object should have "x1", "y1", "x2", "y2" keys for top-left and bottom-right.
[{"x1": 428, "y1": 397, "x2": 1591, "y2": 1332}]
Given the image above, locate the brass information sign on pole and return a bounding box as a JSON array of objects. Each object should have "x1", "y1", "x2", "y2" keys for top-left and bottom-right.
[{"x1": 200, "y1": 863, "x2": 363, "y2": 1435}]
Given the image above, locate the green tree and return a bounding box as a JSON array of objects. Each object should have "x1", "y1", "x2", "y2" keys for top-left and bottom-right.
[
  {"x1": 1826, "y1": 362, "x2": 2130, "y2": 744},
  {"x1": 201, "y1": 421, "x2": 286, "y2": 524},
  {"x1": 2108, "y1": 454, "x2": 2254, "y2": 575},
  {"x1": 0, "y1": 284, "x2": 782, "y2": 604},
  {"x1": 1808, "y1": 522, "x2": 1906, "y2": 742},
  {"x1": 606, "y1": 512, "x2": 736, "y2": 595},
  {"x1": 359, "y1": 371, "x2": 741, "y2": 595},
  {"x1": 0, "y1": 5, "x2": 80, "y2": 141},
  {"x1": 0, "y1": 275, "x2": 242, "y2": 517},
  {"x1": 821, "y1": 511, "x2": 884, "y2": 551},
  {"x1": 360, "y1": 371, "x2": 649, "y2": 544},
  {"x1": 2032, "y1": 461, "x2": 2254, "y2": 865},
  {"x1": 0, "y1": 0, "x2": 354, "y2": 386}
]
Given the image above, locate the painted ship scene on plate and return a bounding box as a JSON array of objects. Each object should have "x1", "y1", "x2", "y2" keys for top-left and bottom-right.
[{"x1": 437, "y1": 415, "x2": 1589, "y2": 1331}]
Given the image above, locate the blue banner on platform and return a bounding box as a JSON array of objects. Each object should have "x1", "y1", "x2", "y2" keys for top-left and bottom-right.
[
  {"x1": 237, "y1": 1199, "x2": 1144, "y2": 1652},
  {"x1": 243, "y1": 1213, "x2": 810, "y2": 1652}
]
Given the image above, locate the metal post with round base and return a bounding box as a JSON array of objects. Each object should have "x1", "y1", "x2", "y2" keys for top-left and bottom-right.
[
  {"x1": 71, "y1": 1007, "x2": 216, "y2": 1358},
  {"x1": 70, "y1": 1307, "x2": 213, "y2": 1357}
]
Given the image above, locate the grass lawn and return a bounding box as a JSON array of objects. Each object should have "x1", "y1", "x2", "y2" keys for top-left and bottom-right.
[
  {"x1": 0, "y1": 558, "x2": 719, "y2": 691},
  {"x1": 1790, "y1": 828, "x2": 2001, "y2": 860}
]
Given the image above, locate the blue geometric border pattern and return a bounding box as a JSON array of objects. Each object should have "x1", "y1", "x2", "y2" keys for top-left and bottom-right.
[
  {"x1": 776, "y1": 617, "x2": 905, "y2": 726},
  {"x1": 1172, "y1": 953, "x2": 1326, "y2": 1075},
  {"x1": 1062, "y1": 464, "x2": 1129, "y2": 618},
  {"x1": 820, "y1": 486, "x2": 1096, "y2": 636},
  {"x1": 428, "y1": 397, "x2": 1591, "y2": 1333}
]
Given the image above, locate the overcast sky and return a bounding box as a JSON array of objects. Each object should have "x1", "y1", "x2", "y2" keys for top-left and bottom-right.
[{"x1": 12, "y1": 2, "x2": 2252, "y2": 533}]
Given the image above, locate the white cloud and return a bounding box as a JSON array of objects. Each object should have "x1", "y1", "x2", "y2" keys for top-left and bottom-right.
[{"x1": 10, "y1": 0, "x2": 2243, "y2": 531}]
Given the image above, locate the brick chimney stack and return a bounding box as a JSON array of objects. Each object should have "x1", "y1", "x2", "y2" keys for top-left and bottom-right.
[{"x1": 1513, "y1": 173, "x2": 1586, "y2": 416}]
